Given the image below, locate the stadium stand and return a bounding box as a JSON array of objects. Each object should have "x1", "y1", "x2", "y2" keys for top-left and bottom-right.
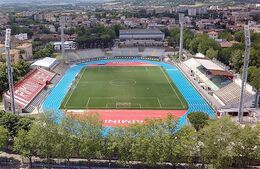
[
  {"x1": 142, "y1": 48, "x2": 165, "y2": 60},
  {"x1": 183, "y1": 57, "x2": 255, "y2": 109},
  {"x1": 52, "y1": 62, "x2": 70, "y2": 75},
  {"x1": 119, "y1": 40, "x2": 167, "y2": 47},
  {"x1": 3, "y1": 68, "x2": 56, "y2": 113},
  {"x1": 112, "y1": 48, "x2": 140, "y2": 58},
  {"x1": 65, "y1": 49, "x2": 106, "y2": 63},
  {"x1": 183, "y1": 57, "x2": 233, "y2": 91},
  {"x1": 213, "y1": 82, "x2": 254, "y2": 108}
]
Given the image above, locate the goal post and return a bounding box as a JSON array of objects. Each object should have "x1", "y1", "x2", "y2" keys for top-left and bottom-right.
[
  {"x1": 115, "y1": 102, "x2": 142, "y2": 109},
  {"x1": 116, "y1": 102, "x2": 131, "y2": 108}
]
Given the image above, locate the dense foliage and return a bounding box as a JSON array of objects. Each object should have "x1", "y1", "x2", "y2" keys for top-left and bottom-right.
[
  {"x1": 75, "y1": 25, "x2": 117, "y2": 49},
  {"x1": 187, "y1": 112, "x2": 209, "y2": 131},
  {"x1": 0, "y1": 111, "x2": 33, "y2": 139},
  {"x1": 1, "y1": 111, "x2": 257, "y2": 168},
  {"x1": 0, "y1": 60, "x2": 31, "y2": 95},
  {"x1": 33, "y1": 43, "x2": 54, "y2": 59}
]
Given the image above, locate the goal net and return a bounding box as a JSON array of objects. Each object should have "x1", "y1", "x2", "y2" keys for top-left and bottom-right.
[{"x1": 116, "y1": 102, "x2": 131, "y2": 108}]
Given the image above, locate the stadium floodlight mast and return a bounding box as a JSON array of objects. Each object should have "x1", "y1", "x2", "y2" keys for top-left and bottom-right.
[
  {"x1": 178, "y1": 13, "x2": 184, "y2": 62},
  {"x1": 5, "y1": 28, "x2": 16, "y2": 114},
  {"x1": 238, "y1": 24, "x2": 251, "y2": 123},
  {"x1": 60, "y1": 16, "x2": 65, "y2": 63}
]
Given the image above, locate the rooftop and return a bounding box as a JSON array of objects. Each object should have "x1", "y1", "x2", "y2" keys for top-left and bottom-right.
[
  {"x1": 16, "y1": 43, "x2": 32, "y2": 49},
  {"x1": 120, "y1": 29, "x2": 163, "y2": 34},
  {"x1": 31, "y1": 57, "x2": 57, "y2": 69}
]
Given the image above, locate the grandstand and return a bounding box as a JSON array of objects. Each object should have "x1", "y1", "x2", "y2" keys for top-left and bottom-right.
[
  {"x1": 3, "y1": 68, "x2": 56, "y2": 113},
  {"x1": 119, "y1": 40, "x2": 166, "y2": 47},
  {"x1": 142, "y1": 48, "x2": 165, "y2": 60},
  {"x1": 182, "y1": 57, "x2": 256, "y2": 110},
  {"x1": 112, "y1": 47, "x2": 140, "y2": 58},
  {"x1": 65, "y1": 49, "x2": 106, "y2": 63},
  {"x1": 183, "y1": 57, "x2": 233, "y2": 91},
  {"x1": 214, "y1": 82, "x2": 253, "y2": 108}
]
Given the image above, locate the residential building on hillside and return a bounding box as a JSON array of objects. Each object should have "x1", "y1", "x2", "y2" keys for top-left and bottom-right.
[
  {"x1": 16, "y1": 43, "x2": 33, "y2": 60},
  {"x1": 53, "y1": 41, "x2": 77, "y2": 51},
  {"x1": 1, "y1": 49, "x2": 20, "y2": 64}
]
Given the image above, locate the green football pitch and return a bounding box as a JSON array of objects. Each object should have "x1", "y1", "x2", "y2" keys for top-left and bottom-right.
[{"x1": 61, "y1": 66, "x2": 188, "y2": 110}]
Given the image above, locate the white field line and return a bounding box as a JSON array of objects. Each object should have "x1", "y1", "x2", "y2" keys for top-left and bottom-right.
[
  {"x1": 159, "y1": 67, "x2": 185, "y2": 108},
  {"x1": 157, "y1": 97, "x2": 162, "y2": 108},
  {"x1": 64, "y1": 67, "x2": 86, "y2": 108},
  {"x1": 86, "y1": 97, "x2": 91, "y2": 108},
  {"x1": 66, "y1": 106, "x2": 184, "y2": 109}
]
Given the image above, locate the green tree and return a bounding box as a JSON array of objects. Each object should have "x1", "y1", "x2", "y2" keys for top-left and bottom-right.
[
  {"x1": 55, "y1": 116, "x2": 79, "y2": 163},
  {"x1": 248, "y1": 66, "x2": 260, "y2": 108},
  {"x1": 233, "y1": 125, "x2": 260, "y2": 167},
  {"x1": 0, "y1": 126, "x2": 8, "y2": 149},
  {"x1": 77, "y1": 114, "x2": 103, "y2": 163},
  {"x1": 13, "y1": 60, "x2": 31, "y2": 78},
  {"x1": 0, "y1": 64, "x2": 8, "y2": 94},
  {"x1": 206, "y1": 48, "x2": 218, "y2": 59},
  {"x1": 187, "y1": 112, "x2": 209, "y2": 131},
  {"x1": 0, "y1": 112, "x2": 33, "y2": 139},
  {"x1": 166, "y1": 126, "x2": 197, "y2": 166},
  {"x1": 234, "y1": 30, "x2": 244, "y2": 42},
  {"x1": 33, "y1": 43, "x2": 54, "y2": 59},
  {"x1": 199, "y1": 117, "x2": 240, "y2": 168},
  {"x1": 32, "y1": 112, "x2": 60, "y2": 163},
  {"x1": 0, "y1": 112, "x2": 19, "y2": 139},
  {"x1": 130, "y1": 119, "x2": 170, "y2": 166},
  {"x1": 218, "y1": 31, "x2": 233, "y2": 41},
  {"x1": 13, "y1": 129, "x2": 38, "y2": 166},
  {"x1": 230, "y1": 49, "x2": 243, "y2": 71}
]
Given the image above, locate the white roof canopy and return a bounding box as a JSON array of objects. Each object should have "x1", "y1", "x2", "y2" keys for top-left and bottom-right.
[
  {"x1": 31, "y1": 57, "x2": 57, "y2": 69},
  {"x1": 195, "y1": 58, "x2": 224, "y2": 71}
]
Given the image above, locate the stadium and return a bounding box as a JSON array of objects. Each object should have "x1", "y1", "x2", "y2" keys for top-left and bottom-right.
[
  {"x1": 39, "y1": 48, "x2": 215, "y2": 127},
  {"x1": 4, "y1": 28, "x2": 257, "y2": 129}
]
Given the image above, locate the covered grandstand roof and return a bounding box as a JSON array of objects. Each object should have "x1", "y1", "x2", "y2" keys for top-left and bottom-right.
[
  {"x1": 31, "y1": 57, "x2": 57, "y2": 69},
  {"x1": 195, "y1": 58, "x2": 224, "y2": 71},
  {"x1": 120, "y1": 29, "x2": 163, "y2": 34},
  {"x1": 119, "y1": 29, "x2": 165, "y2": 41},
  {"x1": 4, "y1": 68, "x2": 55, "y2": 110},
  {"x1": 183, "y1": 58, "x2": 234, "y2": 91},
  {"x1": 185, "y1": 58, "x2": 233, "y2": 77}
]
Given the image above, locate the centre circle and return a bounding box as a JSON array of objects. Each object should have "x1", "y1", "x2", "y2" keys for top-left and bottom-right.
[{"x1": 109, "y1": 79, "x2": 136, "y2": 86}]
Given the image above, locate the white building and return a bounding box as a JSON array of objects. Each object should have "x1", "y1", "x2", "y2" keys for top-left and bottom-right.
[
  {"x1": 53, "y1": 41, "x2": 76, "y2": 51},
  {"x1": 49, "y1": 25, "x2": 56, "y2": 33},
  {"x1": 15, "y1": 33, "x2": 28, "y2": 40}
]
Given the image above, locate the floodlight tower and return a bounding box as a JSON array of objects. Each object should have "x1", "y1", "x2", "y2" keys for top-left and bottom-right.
[
  {"x1": 5, "y1": 28, "x2": 16, "y2": 114},
  {"x1": 238, "y1": 24, "x2": 251, "y2": 123},
  {"x1": 179, "y1": 13, "x2": 184, "y2": 62},
  {"x1": 60, "y1": 16, "x2": 65, "y2": 63}
]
